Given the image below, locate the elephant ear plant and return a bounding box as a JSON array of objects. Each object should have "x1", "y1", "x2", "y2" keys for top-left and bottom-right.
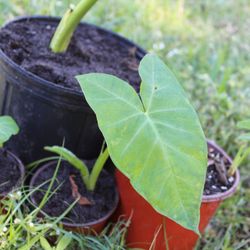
[{"x1": 77, "y1": 54, "x2": 208, "y2": 233}]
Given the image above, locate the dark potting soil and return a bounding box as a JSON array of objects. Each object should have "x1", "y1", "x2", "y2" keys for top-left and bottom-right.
[
  {"x1": 0, "y1": 149, "x2": 21, "y2": 194},
  {"x1": 203, "y1": 145, "x2": 235, "y2": 196},
  {"x1": 0, "y1": 19, "x2": 142, "y2": 91},
  {"x1": 31, "y1": 161, "x2": 117, "y2": 225}
]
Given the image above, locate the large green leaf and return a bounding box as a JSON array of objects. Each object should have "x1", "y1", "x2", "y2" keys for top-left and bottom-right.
[
  {"x1": 77, "y1": 54, "x2": 207, "y2": 233},
  {"x1": 0, "y1": 116, "x2": 19, "y2": 147}
]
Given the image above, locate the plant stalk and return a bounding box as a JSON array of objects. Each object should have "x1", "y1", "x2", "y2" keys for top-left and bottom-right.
[
  {"x1": 44, "y1": 146, "x2": 90, "y2": 189},
  {"x1": 50, "y1": 0, "x2": 98, "y2": 53},
  {"x1": 228, "y1": 144, "x2": 250, "y2": 176},
  {"x1": 88, "y1": 147, "x2": 109, "y2": 191}
]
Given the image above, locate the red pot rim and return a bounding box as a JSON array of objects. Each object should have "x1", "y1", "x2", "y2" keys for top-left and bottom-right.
[
  {"x1": 30, "y1": 161, "x2": 119, "y2": 228},
  {"x1": 202, "y1": 140, "x2": 240, "y2": 203},
  {"x1": 0, "y1": 150, "x2": 25, "y2": 197}
]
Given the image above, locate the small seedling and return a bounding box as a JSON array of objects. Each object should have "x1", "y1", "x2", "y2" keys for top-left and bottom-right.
[
  {"x1": 0, "y1": 115, "x2": 19, "y2": 147},
  {"x1": 44, "y1": 145, "x2": 109, "y2": 191},
  {"x1": 50, "y1": 0, "x2": 98, "y2": 53},
  {"x1": 40, "y1": 235, "x2": 72, "y2": 250},
  {"x1": 228, "y1": 119, "x2": 250, "y2": 176}
]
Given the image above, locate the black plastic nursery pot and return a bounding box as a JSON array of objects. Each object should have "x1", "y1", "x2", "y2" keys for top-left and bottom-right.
[
  {"x1": 30, "y1": 160, "x2": 119, "y2": 234},
  {"x1": 0, "y1": 149, "x2": 25, "y2": 200},
  {"x1": 0, "y1": 16, "x2": 146, "y2": 164}
]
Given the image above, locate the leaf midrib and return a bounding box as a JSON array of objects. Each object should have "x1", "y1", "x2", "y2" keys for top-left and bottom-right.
[{"x1": 145, "y1": 114, "x2": 193, "y2": 226}]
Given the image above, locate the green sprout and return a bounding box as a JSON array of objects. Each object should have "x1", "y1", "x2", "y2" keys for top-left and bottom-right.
[
  {"x1": 44, "y1": 144, "x2": 109, "y2": 191},
  {"x1": 50, "y1": 0, "x2": 98, "y2": 53},
  {"x1": 228, "y1": 119, "x2": 250, "y2": 176},
  {"x1": 40, "y1": 235, "x2": 72, "y2": 250},
  {"x1": 0, "y1": 116, "x2": 19, "y2": 147}
]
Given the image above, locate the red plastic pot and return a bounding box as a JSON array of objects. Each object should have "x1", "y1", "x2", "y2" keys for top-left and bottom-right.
[
  {"x1": 30, "y1": 161, "x2": 119, "y2": 234},
  {"x1": 114, "y1": 141, "x2": 240, "y2": 250}
]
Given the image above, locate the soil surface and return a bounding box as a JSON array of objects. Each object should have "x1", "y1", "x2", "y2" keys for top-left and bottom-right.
[
  {"x1": 31, "y1": 160, "x2": 117, "y2": 224},
  {"x1": 204, "y1": 145, "x2": 235, "y2": 195},
  {"x1": 0, "y1": 148, "x2": 22, "y2": 194},
  {"x1": 0, "y1": 19, "x2": 143, "y2": 92}
]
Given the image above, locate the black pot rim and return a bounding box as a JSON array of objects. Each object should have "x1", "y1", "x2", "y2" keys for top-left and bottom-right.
[
  {"x1": 203, "y1": 140, "x2": 240, "y2": 203},
  {"x1": 0, "y1": 15, "x2": 147, "y2": 101},
  {"x1": 0, "y1": 150, "x2": 25, "y2": 197},
  {"x1": 29, "y1": 160, "x2": 119, "y2": 228}
]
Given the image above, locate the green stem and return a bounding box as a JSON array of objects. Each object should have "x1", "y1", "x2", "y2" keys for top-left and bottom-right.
[
  {"x1": 50, "y1": 0, "x2": 98, "y2": 53},
  {"x1": 44, "y1": 146, "x2": 90, "y2": 189},
  {"x1": 228, "y1": 145, "x2": 250, "y2": 176},
  {"x1": 80, "y1": 169, "x2": 91, "y2": 189},
  {"x1": 65, "y1": 159, "x2": 90, "y2": 188},
  {"x1": 88, "y1": 147, "x2": 109, "y2": 191}
]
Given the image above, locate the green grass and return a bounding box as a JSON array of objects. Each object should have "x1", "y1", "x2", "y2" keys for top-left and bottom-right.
[
  {"x1": 0, "y1": 0, "x2": 249, "y2": 249},
  {"x1": 0, "y1": 177, "x2": 128, "y2": 249}
]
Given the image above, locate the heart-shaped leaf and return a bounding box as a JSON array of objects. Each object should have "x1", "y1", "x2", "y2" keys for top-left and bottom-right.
[
  {"x1": 0, "y1": 116, "x2": 19, "y2": 147},
  {"x1": 77, "y1": 54, "x2": 207, "y2": 233}
]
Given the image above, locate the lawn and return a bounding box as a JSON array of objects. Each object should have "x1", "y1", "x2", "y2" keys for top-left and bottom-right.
[{"x1": 0, "y1": 0, "x2": 249, "y2": 249}]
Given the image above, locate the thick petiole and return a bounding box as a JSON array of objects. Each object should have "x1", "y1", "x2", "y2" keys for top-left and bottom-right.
[
  {"x1": 88, "y1": 147, "x2": 109, "y2": 191},
  {"x1": 50, "y1": 0, "x2": 98, "y2": 53}
]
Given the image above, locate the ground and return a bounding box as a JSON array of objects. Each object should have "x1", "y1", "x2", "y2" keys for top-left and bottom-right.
[{"x1": 0, "y1": 0, "x2": 249, "y2": 249}]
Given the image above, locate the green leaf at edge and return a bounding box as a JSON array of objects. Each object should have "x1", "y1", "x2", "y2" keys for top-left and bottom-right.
[{"x1": 0, "y1": 116, "x2": 19, "y2": 146}]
